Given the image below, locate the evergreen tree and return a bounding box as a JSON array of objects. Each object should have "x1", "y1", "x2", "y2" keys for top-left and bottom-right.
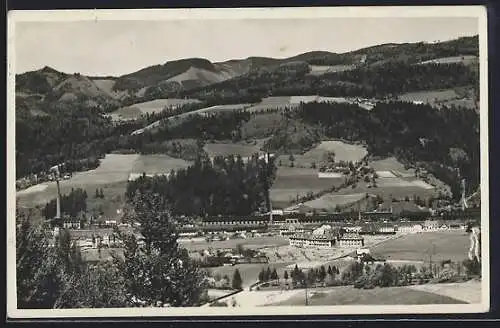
[
  {"x1": 284, "y1": 270, "x2": 289, "y2": 283},
  {"x1": 114, "y1": 189, "x2": 206, "y2": 306},
  {"x1": 232, "y1": 269, "x2": 243, "y2": 290},
  {"x1": 271, "y1": 268, "x2": 279, "y2": 281},
  {"x1": 258, "y1": 269, "x2": 265, "y2": 282}
]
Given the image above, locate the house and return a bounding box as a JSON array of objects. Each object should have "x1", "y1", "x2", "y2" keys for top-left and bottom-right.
[{"x1": 338, "y1": 234, "x2": 365, "y2": 248}]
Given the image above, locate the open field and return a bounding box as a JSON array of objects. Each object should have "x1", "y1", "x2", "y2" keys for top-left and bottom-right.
[
  {"x1": 270, "y1": 167, "x2": 344, "y2": 206},
  {"x1": 109, "y1": 98, "x2": 201, "y2": 121},
  {"x1": 310, "y1": 140, "x2": 368, "y2": 163},
  {"x1": 370, "y1": 231, "x2": 471, "y2": 262},
  {"x1": 407, "y1": 280, "x2": 481, "y2": 304},
  {"x1": 418, "y1": 55, "x2": 478, "y2": 65},
  {"x1": 370, "y1": 157, "x2": 415, "y2": 177},
  {"x1": 278, "y1": 140, "x2": 368, "y2": 169},
  {"x1": 398, "y1": 89, "x2": 459, "y2": 105},
  {"x1": 180, "y1": 236, "x2": 290, "y2": 252},
  {"x1": 203, "y1": 142, "x2": 263, "y2": 158},
  {"x1": 309, "y1": 65, "x2": 356, "y2": 75},
  {"x1": 16, "y1": 154, "x2": 191, "y2": 207},
  {"x1": 302, "y1": 193, "x2": 366, "y2": 211},
  {"x1": 271, "y1": 285, "x2": 466, "y2": 306}
]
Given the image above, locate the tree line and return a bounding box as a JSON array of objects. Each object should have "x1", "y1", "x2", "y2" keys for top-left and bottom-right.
[
  {"x1": 125, "y1": 153, "x2": 277, "y2": 216},
  {"x1": 43, "y1": 188, "x2": 88, "y2": 220}
]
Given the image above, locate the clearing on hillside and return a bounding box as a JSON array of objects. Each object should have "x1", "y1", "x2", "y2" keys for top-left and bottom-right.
[
  {"x1": 302, "y1": 193, "x2": 367, "y2": 211},
  {"x1": 110, "y1": 98, "x2": 201, "y2": 121},
  {"x1": 397, "y1": 89, "x2": 460, "y2": 105},
  {"x1": 277, "y1": 141, "x2": 368, "y2": 169},
  {"x1": 16, "y1": 154, "x2": 192, "y2": 206},
  {"x1": 308, "y1": 64, "x2": 356, "y2": 75},
  {"x1": 370, "y1": 231, "x2": 471, "y2": 262},
  {"x1": 270, "y1": 167, "x2": 344, "y2": 207},
  {"x1": 306, "y1": 140, "x2": 368, "y2": 163},
  {"x1": 417, "y1": 55, "x2": 478, "y2": 66},
  {"x1": 203, "y1": 141, "x2": 265, "y2": 158},
  {"x1": 370, "y1": 157, "x2": 415, "y2": 177}
]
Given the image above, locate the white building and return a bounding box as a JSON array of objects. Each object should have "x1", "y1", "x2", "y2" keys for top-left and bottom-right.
[
  {"x1": 289, "y1": 233, "x2": 338, "y2": 249},
  {"x1": 397, "y1": 223, "x2": 423, "y2": 234},
  {"x1": 338, "y1": 234, "x2": 365, "y2": 248}
]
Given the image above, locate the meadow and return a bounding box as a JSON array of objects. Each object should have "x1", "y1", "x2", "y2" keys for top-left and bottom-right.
[
  {"x1": 181, "y1": 236, "x2": 290, "y2": 252},
  {"x1": 109, "y1": 98, "x2": 201, "y2": 121},
  {"x1": 203, "y1": 141, "x2": 264, "y2": 158},
  {"x1": 418, "y1": 55, "x2": 478, "y2": 66},
  {"x1": 271, "y1": 285, "x2": 467, "y2": 306},
  {"x1": 369, "y1": 231, "x2": 471, "y2": 263},
  {"x1": 308, "y1": 64, "x2": 356, "y2": 75},
  {"x1": 16, "y1": 154, "x2": 192, "y2": 207},
  {"x1": 270, "y1": 167, "x2": 344, "y2": 207}
]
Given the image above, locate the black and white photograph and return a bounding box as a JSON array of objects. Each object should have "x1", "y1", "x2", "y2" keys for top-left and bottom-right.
[{"x1": 7, "y1": 6, "x2": 489, "y2": 318}]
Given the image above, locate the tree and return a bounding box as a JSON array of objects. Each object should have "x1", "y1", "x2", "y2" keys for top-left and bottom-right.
[
  {"x1": 327, "y1": 265, "x2": 333, "y2": 276},
  {"x1": 284, "y1": 270, "x2": 289, "y2": 283},
  {"x1": 319, "y1": 265, "x2": 327, "y2": 282},
  {"x1": 258, "y1": 269, "x2": 265, "y2": 282},
  {"x1": 232, "y1": 269, "x2": 243, "y2": 290},
  {"x1": 16, "y1": 215, "x2": 66, "y2": 309},
  {"x1": 266, "y1": 267, "x2": 272, "y2": 282},
  {"x1": 114, "y1": 189, "x2": 206, "y2": 306},
  {"x1": 95, "y1": 188, "x2": 100, "y2": 199},
  {"x1": 271, "y1": 268, "x2": 278, "y2": 282},
  {"x1": 99, "y1": 188, "x2": 105, "y2": 199}
]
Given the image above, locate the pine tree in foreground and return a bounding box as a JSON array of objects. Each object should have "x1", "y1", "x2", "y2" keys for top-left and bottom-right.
[{"x1": 232, "y1": 269, "x2": 243, "y2": 290}]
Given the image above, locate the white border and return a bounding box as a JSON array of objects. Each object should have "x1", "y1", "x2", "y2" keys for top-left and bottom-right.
[{"x1": 7, "y1": 5, "x2": 490, "y2": 319}]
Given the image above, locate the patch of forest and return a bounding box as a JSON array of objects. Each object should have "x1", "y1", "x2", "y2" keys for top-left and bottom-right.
[{"x1": 125, "y1": 154, "x2": 277, "y2": 216}]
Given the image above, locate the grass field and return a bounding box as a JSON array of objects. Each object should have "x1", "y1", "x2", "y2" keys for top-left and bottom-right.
[
  {"x1": 302, "y1": 193, "x2": 367, "y2": 211},
  {"x1": 277, "y1": 141, "x2": 368, "y2": 169},
  {"x1": 309, "y1": 65, "x2": 356, "y2": 75},
  {"x1": 418, "y1": 55, "x2": 478, "y2": 66},
  {"x1": 270, "y1": 167, "x2": 344, "y2": 207},
  {"x1": 271, "y1": 285, "x2": 466, "y2": 306},
  {"x1": 181, "y1": 236, "x2": 290, "y2": 252},
  {"x1": 16, "y1": 154, "x2": 192, "y2": 207},
  {"x1": 370, "y1": 157, "x2": 415, "y2": 177},
  {"x1": 397, "y1": 89, "x2": 460, "y2": 105},
  {"x1": 369, "y1": 231, "x2": 471, "y2": 262},
  {"x1": 110, "y1": 98, "x2": 201, "y2": 121},
  {"x1": 203, "y1": 142, "x2": 264, "y2": 158}
]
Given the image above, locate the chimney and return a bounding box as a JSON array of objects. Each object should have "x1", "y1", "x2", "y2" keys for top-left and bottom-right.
[{"x1": 55, "y1": 179, "x2": 61, "y2": 220}]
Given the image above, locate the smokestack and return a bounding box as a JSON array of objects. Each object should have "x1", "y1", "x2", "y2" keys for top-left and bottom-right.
[{"x1": 55, "y1": 179, "x2": 61, "y2": 219}]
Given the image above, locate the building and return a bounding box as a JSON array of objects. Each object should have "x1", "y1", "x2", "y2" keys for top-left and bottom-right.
[
  {"x1": 289, "y1": 232, "x2": 338, "y2": 249},
  {"x1": 397, "y1": 223, "x2": 424, "y2": 233},
  {"x1": 338, "y1": 233, "x2": 365, "y2": 248},
  {"x1": 62, "y1": 218, "x2": 81, "y2": 229},
  {"x1": 423, "y1": 219, "x2": 440, "y2": 231}
]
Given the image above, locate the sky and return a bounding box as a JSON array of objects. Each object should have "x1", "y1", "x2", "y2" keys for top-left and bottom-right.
[{"x1": 14, "y1": 17, "x2": 478, "y2": 77}]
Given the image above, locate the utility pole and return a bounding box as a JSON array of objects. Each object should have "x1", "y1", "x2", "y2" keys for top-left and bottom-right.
[
  {"x1": 304, "y1": 278, "x2": 308, "y2": 306},
  {"x1": 428, "y1": 243, "x2": 436, "y2": 277}
]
